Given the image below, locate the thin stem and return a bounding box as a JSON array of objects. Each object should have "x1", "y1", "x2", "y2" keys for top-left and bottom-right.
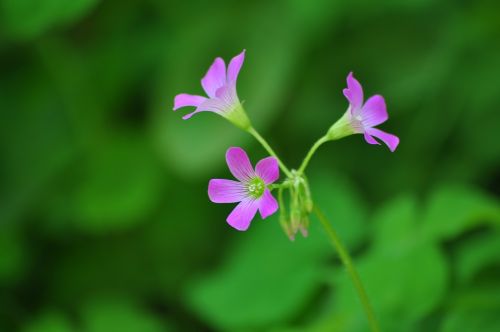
[
  {"x1": 297, "y1": 135, "x2": 329, "y2": 174},
  {"x1": 248, "y1": 127, "x2": 292, "y2": 178},
  {"x1": 313, "y1": 205, "x2": 380, "y2": 332},
  {"x1": 267, "y1": 182, "x2": 291, "y2": 191}
]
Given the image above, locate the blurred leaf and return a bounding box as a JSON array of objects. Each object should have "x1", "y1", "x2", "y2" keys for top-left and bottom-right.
[
  {"x1": 333, "y1": 242, "x2": 447, "y2": 332},
  {"x1": 45, "y1": 132, "x2": 165, "y2": 234},
  {"x1": 81, "y1": 298, "x2": 168, "y2": 332},
  {"x1": 140, "y1": 185, "x2": 222, "y2": 297},
  {"x1": 0, "y1": 62, "x2": 75, "y2": 225},
  {"x1": 73, "y1": 135, "x2": 163, "y2": 233},
  {"x1": 49, "y1": 184, "x2": 217, "y2": 304},
  {"x1": 310, "y1": 168, "x2": 368, "y2": 248},
  {"x1": 50, "y1": 238, "x2": 152, "y2": 306},
  {"x1": 186, "y1": 217, "x2": 332, "y2": 330},
  {"x1": 441, "y1": 312, "x2": 500, "y2": 332},
  {"x1": 0, "y1": 226, "x2": 27, "y2": 284},
  {"x1": 455, "y1": 231, "x2": 500, "y2": 285},
  {"x1": 330, "y1": 194, "x2": 448, "y2": 332},
  {"x1": 421, "y1": 185, "x2": 500, "y2": 241},
  {"x1": 371, "y1": 194, "x2": 418, "y2": 252},
  {"x1": 0, "y1": 0, "x2": 100, "y2": 39},
  {"x1": 22, "y1": 310, "x2": 74, "y2": 332},
  {"x1": 440, "y1": 286, "x2": 500, "y2": 332}
]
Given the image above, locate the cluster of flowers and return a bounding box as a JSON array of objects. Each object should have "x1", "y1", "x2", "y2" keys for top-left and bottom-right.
[{"x1": 174, "y1": 50, "x2": 399, "y2": 239}]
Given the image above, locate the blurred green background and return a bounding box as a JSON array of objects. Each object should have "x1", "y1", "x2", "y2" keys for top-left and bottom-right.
[{"x1": 1, "y1": 0, "x2": 500, "y2": 331}]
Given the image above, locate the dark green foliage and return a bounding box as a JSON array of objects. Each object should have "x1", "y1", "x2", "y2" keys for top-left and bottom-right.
[{"x1": 1, "y1": 0, "x2": 499, "y2": 331}]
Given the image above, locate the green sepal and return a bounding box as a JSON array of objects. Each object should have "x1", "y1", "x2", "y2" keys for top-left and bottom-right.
[
  {"x1": 224, "y1": 104, "x2": 252, "y2": 131},
  {"x1": 326, "y1": 109, "x2": 355, "y2": 141}
]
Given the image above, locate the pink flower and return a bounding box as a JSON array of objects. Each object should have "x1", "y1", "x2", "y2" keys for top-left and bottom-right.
[
  {"x1": 173, "y1": 50, "x2": 250, "y2": 130},
  {"x1": 208, "y1": 147, "x2": 279, "y2": 231},
  {"x1": 342, "y1": 72, "x2": 399, "y2": 152}
]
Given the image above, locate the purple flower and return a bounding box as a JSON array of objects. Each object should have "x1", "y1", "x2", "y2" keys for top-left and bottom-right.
[
  {"x1": 208, "y1": 147, "x2": 279, "y2": 231},
  {"x1": 330, "y1": 72, "x2": 399, "y2": 151},
  {"x1": 173, "y1": 50, "x2": 250, "y2": 130}
]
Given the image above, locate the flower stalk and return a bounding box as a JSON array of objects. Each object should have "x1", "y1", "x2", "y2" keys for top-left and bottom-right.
[
  {"x1": 313, "y1": 206, "x2": 380, "y2": 332},
  {"x1": 297, "y1": 135, "x2": 329, "y2": 174},
  {"x1": 247, "y1": 126, "x2": 292, "y2": 178}
]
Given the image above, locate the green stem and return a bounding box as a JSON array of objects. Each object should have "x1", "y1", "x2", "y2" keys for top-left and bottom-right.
[
  {"x1": 313, "y1": 205, "x2": 380, "y2": 332},
  {"x1": 248, "y1": 127, "x2": 292, "y2": 178},
  {"x1": 268, "y1": 182, "x2": 292, "y2": 191},
  {"x1": 297, "y1": 135, "x2": 329, "y2": 174}
]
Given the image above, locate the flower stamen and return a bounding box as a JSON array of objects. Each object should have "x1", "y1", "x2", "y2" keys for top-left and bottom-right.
[{"x1": 247, "y1": 177, "x2": 265, "y2": 198}]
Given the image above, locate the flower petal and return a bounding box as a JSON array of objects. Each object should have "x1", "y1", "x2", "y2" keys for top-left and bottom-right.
[
  {"x1": 181, "y1": 110, "x2": 205, "y2": 120},
  {"x1": 343, "y1": 72, "x2": 364, "y2": 113},
  {"x1": 226, "y1": 147, "x2": 255, "y2": 182},
  {"x1": 173, "y1": 94, "x2": 207, "y2": 111},
  {"x1": 258, "y1": 189, "x2": 278, "y2": 219},
  {"x1": 214, "y1": 84, "x2": 239, "y2": 109},
  {"x1": 201, "y1": 57, "x2": 226, "y2": 98},
  {"x1": 208, "y1": 179, "x2": 246, "y2": 203},
  {"x1": 227, "y1": 199, "x2": 259, "y2": 231},
  {"x1": 365, "y1": 127, "x2": 400, "y2": 152},
  {"x1": 227, "y1": 50, "x2": 245, "y2": 83},
  {"x1": 255, "y1": 156, "x2": 279, "y2": 184},
  {"x1": 360, "y1": 95, "x2": 388, "y2": 127},
  {"x1": 181, "y1": 98, "x2": 228, "y2": 120},
  {"x1": 363, "y1": 132, "x2": 380, "y2": 145}
]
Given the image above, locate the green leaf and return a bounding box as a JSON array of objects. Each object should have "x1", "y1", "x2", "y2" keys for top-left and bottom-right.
[
  {"x1": 186, "y1": 217, "x2": 332, "y2": 330},
  {"x1": 74, "y1": 136, "x2": 163, "y2": 232},
  {"x1": 371, "y1": 194, "x2": 419, "y2": 252},
  {"x1": 44, "y1": 132, "x2": 165, "y2": 234},
  {"x1": 0, "y1": 226, "x2": 27, "y2": 285},
  {"x1": 22, "y1": 310, "x2": 74, "y2": 332},
  {"x1": 440, "y1": 287, "x2": 500, "y2": 332},
  {"x1": 0, "y1": 64, "x2": 75, "y2": 225},
  {"x1": 0, "y1": 0, "x2": 100, "y2": 39},
  {"x1": 441, "y1": 312, "x2": 500, "y2": 332},
  {"x1": 333, "y1": 242, "x2": 448, "y2": 332},
  {"x1": 48, "y1": 185, "x2": 219, "y2": 304},
  {"x1": 455, "y1": 231, "x2": 500, "y2": 285},
  {"x1": 310, "y1": 168, "x2": 368, "y2": 248},
  {"x1": 81, "y1": 298, "x2": 169, "y2": 332},
  {"x1": 329, "y1": 194, "x2": 448, "y2": 332},
  {"x1": 421, "y1": 185, "x2": 500, "y2": 241}
]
